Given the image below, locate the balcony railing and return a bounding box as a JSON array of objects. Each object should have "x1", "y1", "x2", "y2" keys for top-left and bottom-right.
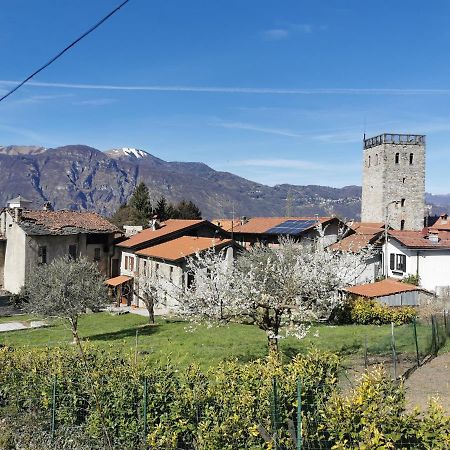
[{"x1": 364, "y1": 133, "x2": 425, "y2": 149}]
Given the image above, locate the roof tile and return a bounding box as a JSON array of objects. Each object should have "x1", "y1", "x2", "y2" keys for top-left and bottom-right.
[{"x1": 136, "y1": 236, "x2": 233, "y2": 262}]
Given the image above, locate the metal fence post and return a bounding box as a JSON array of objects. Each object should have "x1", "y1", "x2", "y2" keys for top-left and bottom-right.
[
  {"x1": 271, "y1": 377, "x2": 279, "y2": 450},
  {"x1": 297, "y1": 379, "x2": 302, "y2": 450},
  {"x1": 51, "y1": 375, "x2": 57, "y2": 440},
  {"x1": 391, "y1": 323, "x2": 397, "y2": 379},
  {"x1": 413, "y1": 318, "x2": 420, "y2": 367},
  {"x1": 143, "y1": 377, "x2": 148, "y2": 446}
]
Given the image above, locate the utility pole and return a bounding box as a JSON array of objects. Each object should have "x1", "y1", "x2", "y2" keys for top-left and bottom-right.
[{"x1": 384, "y1": 200, "x2": 399, "y2": 278}]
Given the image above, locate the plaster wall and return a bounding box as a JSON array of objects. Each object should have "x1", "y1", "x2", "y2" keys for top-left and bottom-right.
[{"x1": 384, "y1": 239, "x2": 450, "y2": 292}]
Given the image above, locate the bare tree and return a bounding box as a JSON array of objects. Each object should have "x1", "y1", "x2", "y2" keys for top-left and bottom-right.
[
  {"x1": 134, "y1": 272, "x2": 160, "y2": 324},
  {"x1": 23, "y1": 256, "x2": 108, "y2": 340}
]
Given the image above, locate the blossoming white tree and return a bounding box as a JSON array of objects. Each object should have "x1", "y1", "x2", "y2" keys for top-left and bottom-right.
[{"x1": 179, "y1": 237, "x2": 372, "y2": 352}]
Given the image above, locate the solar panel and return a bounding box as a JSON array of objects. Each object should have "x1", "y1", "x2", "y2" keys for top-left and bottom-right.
[{"x1": 265, "y1": 219, "x2": 317, "y2": 235}]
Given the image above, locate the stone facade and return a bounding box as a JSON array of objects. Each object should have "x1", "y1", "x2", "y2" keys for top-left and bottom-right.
[{"x1": 361, "y1": 134, "x2": 425, "y2": 231}]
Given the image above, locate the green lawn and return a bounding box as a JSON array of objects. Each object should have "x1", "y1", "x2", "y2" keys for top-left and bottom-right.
[{"x1": 0, "y1": 312, "x2": 437, "y2": 368}]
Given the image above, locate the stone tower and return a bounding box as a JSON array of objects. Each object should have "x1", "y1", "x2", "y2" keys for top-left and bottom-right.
[{"x1": 361, "y1": 133, "x2": 425, "y2": 231}]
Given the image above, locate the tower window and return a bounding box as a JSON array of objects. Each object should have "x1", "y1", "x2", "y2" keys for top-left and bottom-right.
[
  {"x1": 402, "y1": 177, "x2": 406, "y2": 184},
  {"x1": 375, "y1": 153, "x2": 378, "y2": 165},
  {"x1": 395, "y1": 153, "x2": 400, "y2": 164},
  {"x1": 368, "y1": 155, "x2": 371, "y2": 167},
  {"x1": 400, "y1": 219, "x2": 405, "y2": 230},
  {"x1": 409, "y1": 153, "x2": 414, "y2": 164},
  {"x1": 401, "y1": 199, "x2": 405, "y2": 207}
]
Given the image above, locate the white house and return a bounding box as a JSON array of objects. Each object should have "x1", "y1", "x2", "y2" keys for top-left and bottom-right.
[{"x1": 384, "y1": 229, "x2": 450, "y2": 294}]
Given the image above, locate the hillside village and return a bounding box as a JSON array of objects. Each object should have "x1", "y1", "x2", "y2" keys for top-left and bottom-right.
[
  {"x1": 1, "y1": 133, "x2": 448, "y2": 308},
  {"x1": 2, "y1": 1, "x2": 450, "y2": 447}
]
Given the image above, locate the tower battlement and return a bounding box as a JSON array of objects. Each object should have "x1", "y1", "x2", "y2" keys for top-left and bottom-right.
[{"x1": 364, "y1": 133, "x2": 425, "y2": 149}]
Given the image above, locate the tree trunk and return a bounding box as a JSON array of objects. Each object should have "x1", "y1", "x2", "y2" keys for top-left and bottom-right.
[
  {"x1": 145, "y1": 293, "x2": 155, "y2": 324},
  {"x1": 267, "y1": 336, "x2": 279, "y2": 355},
  {"x1": 69, "y1": 317, "x2": 78, "y2": 344}
]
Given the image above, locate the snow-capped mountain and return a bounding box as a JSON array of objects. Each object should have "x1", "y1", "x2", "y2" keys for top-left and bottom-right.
[{"x1": 106, "y1": 147, "x2": 149, "y2": 159}]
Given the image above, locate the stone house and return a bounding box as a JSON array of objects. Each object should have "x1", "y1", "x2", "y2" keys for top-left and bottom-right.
[
  {"x1": 110, "y1": 219, "x2": 231, "y2": 306},
  {"x1": 230, "y1": 216, "x2": 346, "y2": 249},
  {"x1": 0, "y1": 207, "x2": 120, "y2": 294},
  {"x1": 135, "y1": 236, "x2": 237, "y2": 312}
]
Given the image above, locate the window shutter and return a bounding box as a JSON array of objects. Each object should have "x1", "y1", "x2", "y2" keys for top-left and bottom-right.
[{"x1": 390, "y1": 253, "x2": 395, "y2": 270}]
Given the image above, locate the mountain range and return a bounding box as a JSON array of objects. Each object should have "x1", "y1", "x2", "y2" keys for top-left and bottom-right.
[{"x1": 0, "y1": 144, "x2": 448, "y2": 220}]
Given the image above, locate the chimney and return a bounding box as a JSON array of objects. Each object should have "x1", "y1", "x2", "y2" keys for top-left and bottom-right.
[
  {"x1": 240, "y1": 216, "x2": 247, "y2": 226},
  {"x1": 428, "y1": 230, "x2": 439, "y2": 243},
  {"x1": 149, "y1": 215, "x2": 160, "y2": 231},
  {"x1": 14, "y1": 207, "x2": 23, "y2": 222},
  {"x1": 43, "y1": 201, "x2": 53, "y2": 211}
]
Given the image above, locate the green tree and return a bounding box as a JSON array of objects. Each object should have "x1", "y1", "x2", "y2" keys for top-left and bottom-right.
[
  {"x1": 129, "y1": 182, "x2": 153, "y2": 226},
  {"x1": 174, "y1": 199, "x2": 202, "y2": 219},
  {"x1": 154, "y1": 196, "x2": 169, "y2": 221},
  {"x1": 110, "y1": 203, "x2": 134, "y2": 228},
  {"x1": 23, "y1": 257, "x2": 108, "y2": 339}
]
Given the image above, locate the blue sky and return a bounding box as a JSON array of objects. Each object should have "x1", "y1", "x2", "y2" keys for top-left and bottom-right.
[{"x1": 1, "y1": 1, "x2": 450, "y2": 193}]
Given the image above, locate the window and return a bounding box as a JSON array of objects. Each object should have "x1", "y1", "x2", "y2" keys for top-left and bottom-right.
[
  {"x1": 400, "y1": 219, "x2": 405, "y2": 230},
  {"x1": 68, "y1": 244, "x2": 77, "y2": 260},
  {"x1": 143, "y1": 260, "x2": 148, "y2": 276},
  {"x1": 129, "y1": 257, "x2": 134, "y2": 272},
  {"x1": 401, "y1": 199, "x2": 405, "y2": 207},
  {"x1": 368, "y1": 155, "x2": 371, "y2": 167},
  {"x1": 169, "y1": 266, "x2": 174, "y2": 281},
  {"x1": 402, "y1": 177, "x2": 406, "y2": 184},
  {"x1": 375, "y1": 154, "x2": 378, "y2": 165},
  {"x1": 395, "y1": 153, "x2": 400, "y2": 164},
  {"x1": 409, "y1": 153, "x2": 414, "y2": 164},
  {"x1": 390, "y1": 254, "x2": 395, "y2": 271},
  {"x1": 187, "y1": 272, "x2": 194, "y2": 288},
  {"x1": 155, "y1": 263, "x2": 159, "y2": 277},
  {"x1": 38, "y1": 246, "x2": 47, "y2": 265},
  {"x1": 396, "y1": 254, "x2": 406, "y2": 272},
  {"x1": 94, "y1": 248, "x2": 101, "y2": 261},
  {"x1": 124, "y1": 256, "x2": 129, "y2": 270}
]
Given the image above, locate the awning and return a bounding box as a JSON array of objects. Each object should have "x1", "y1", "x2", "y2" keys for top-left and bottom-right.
[{"x1": 105, "y1": 275, "x2": 132, "y2": 287}]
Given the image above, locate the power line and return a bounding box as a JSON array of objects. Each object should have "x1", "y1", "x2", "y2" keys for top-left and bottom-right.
[{"x1": 0, "y1": 0, "x2": 131, "y2": 104}]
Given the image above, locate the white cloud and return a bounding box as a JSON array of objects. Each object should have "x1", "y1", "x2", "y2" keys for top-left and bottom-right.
[
  {"x1": 2, "y1": 80, "x2": 450, "y2": 96},
  {"x1": 74, "y1": 98, "x2": 117, "y2": 106},
  {"x1": 223, "y1": 158, "x2": 359, "y2": 172},
  {"x1": 213, "y1": 121, "x2": 303, "y2": 138},
  {"x1": 262, "y1": 29, "x2": 290, "y2": 41}
]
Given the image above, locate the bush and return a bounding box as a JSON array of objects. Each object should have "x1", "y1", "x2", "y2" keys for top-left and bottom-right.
[
  {"x1": 322, "y1": 367, "x2": 450, "y2": 449},
  {"x1": 349, "y1": 297, "x2": 417, "y2": 325}
]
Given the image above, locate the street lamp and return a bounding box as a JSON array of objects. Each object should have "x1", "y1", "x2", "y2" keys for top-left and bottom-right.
[{"x1": 384, "y1": 200, "x2": 400, "y2": 278}]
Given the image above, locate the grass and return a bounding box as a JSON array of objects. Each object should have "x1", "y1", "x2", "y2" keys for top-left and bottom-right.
[{"x1": 0, "y1": 312, "x2": 438, "y2": 368}]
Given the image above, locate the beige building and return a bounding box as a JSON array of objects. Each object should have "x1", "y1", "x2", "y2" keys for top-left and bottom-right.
[
  {"x1": 361, "y1": 133, "x2": 425, "y2": 231},
  {"x1": 0, "y1": 206, "x2": 120, "y2": 294}
]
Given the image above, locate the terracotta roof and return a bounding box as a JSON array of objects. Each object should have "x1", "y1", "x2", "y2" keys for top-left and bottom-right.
[
  {"x1": 136, "y1": 236, "x2": 233, "y2": 262},
  {"x1": 348, "y1": 222, "x2": 385, "y2": 234},
  {"x1": 430, "y1": 214, "x2": 450, "y2": 231},
  {"x1": 232, "y1": 217, "x2": 334, "y2": 234},
  {"x1": 211, "y1": 219, "x2": 241, "y2": 232},
  {"x1": 118, "y1": 219, "x2": 207, "y2": 248},
  {"x1": 105, "y1": 275, "x2": 132, "y2": 287},
  {"x1": 389, "y1": 230, "x2": 450, "y2": 249},
  {"x1": 329, "y1": 232, "x2": 382, "y2": 252},
  {"x1": 345, "y1": 278, "x2": 421, "y2": 298},
  {"x1": 17, "y1": 210, "x2": 119, "y2": 235}
]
